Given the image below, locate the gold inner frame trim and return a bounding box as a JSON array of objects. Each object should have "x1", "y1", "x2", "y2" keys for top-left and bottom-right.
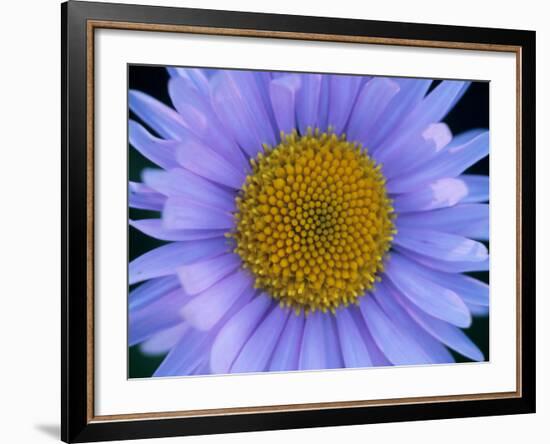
[{"x1": 86, "y1": 19, "x2": 523, "y2": 423}]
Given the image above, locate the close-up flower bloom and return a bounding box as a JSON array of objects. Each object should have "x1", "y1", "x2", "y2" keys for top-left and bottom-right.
[{"x1": 128, "y1": 68, "x2": 489, "y2": 377}]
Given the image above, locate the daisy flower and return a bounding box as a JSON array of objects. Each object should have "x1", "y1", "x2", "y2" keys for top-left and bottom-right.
[{"x1": 128, "y1": 68, "x2": 489, "y2": 376}]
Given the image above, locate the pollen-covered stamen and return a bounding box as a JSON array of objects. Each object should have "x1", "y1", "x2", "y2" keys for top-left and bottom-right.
[{"x1": 230, "y1": 129, "x2": 395, "y2": 313}]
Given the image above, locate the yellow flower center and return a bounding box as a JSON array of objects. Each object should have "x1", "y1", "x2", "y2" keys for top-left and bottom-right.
[{"x1": 231, "y1": 130, "x2": 395, "y2": 313}]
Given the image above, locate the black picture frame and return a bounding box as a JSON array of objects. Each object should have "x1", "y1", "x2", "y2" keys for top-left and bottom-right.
[{"x1": 62, "y1": 1, "x2": 536, "y2": 442}]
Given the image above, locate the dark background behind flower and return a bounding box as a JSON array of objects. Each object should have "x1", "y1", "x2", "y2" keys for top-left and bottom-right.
[{"x1": 128, "y1": 65, "x2": 490, "y2": 378}]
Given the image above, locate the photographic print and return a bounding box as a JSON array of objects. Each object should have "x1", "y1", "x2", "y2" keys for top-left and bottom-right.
[{"x1": 128, "y1": 66, "x2": 489, "y2": 378}]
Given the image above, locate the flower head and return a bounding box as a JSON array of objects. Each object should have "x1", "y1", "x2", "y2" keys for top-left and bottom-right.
[
  {"x1": 232, "y1": 129, "x2": 395, "y2": 313},
  {"x1": 129, "y1": 68, "x2": 489, "y2": 376}
]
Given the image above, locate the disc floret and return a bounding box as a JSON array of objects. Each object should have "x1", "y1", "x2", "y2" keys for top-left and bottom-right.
[{"x1": 231, "y1": 129, "x2": 395, "y2": 313}]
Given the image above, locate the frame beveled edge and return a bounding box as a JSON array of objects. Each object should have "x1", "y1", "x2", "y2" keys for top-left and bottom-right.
[{"x1": 62, "y1": 1, "x2": 536, "y2": 442}]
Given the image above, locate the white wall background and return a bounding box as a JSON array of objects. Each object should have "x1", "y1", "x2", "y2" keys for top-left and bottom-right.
[{"x1": 0, "y1": 0, "x2": 546, "y2": 443}]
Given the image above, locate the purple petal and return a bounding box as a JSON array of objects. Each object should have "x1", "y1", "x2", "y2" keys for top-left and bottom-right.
[
  {"x1": 393, "y1": 228, "x2": 488, "y2": 263},
  {"x1": 142, "y1": 168, "x2": 236, "y2": 211},
  {"x1": 298, "y1": 311, "x2": 326, "y2": 370},
  {"x1": 389, "y1": 261, "x2": 489, "y2": 307},
  {"x1": 231, "y1": 305, "x2": 291, "y2": 373},
  {"x1": 398, "y1": 248, "x2": 490, "y2": 273},
  {"x1": 335, "y1": 307, "x2": 372, "y2": 368},
  {"x1": 320, "y1": 314, "x2": 344, "y2": 369},
  {"x1": 375, "y1": 80, "x2": 469, "y2": 167},
  {"x1": 168, "y1": 77, "x2": 249, "y2": 172},
  {"x1": 460, "y1": 175, "x2": 489, "y2": 203},
  {"x1": 211, "y1": 70, "x2": 277, "y2": 157},
  {"x1": 387, "y1": 130, "x2": 489, "y2": 191},
  {"x1": 467, "y1": 303, "x2": 490, "y2": 317},
  {"x1": 269, "y1": 312, "x2": 305, "y2": 371},
  {"x1": 129, "y1": 120, "x2": 179, "y2": 170},
  {"x1": 269, "y1": 75, "x2": 300, "y2": 134},
  {"x1": 395, "y1": 293, "x2": 484, "y2": 361},
  {"x1": 392, "y1": 178, "x2": 469, "y2": 212},
  {"x1": 129, "y1": 182, "x2": 165, "y2": 211},
  {"x1": 422, "y1": 123, "x2": 454, "y2": 152},
  {"x1": 384, "y1": 253, "x2": 472, "y2": 327},
  {"x1": 327, "y1": 75, "x2": 363, "y2": 134},
  {"x1": 162, "y1": 197, "x2": 235, "y2": 231},
  {"x1": 140, "y1": 323, "x2": 189, "y2": 355},
  {"x1": 410, "y1": 80, "x2": 470, "y2": 123},
  {"x1": 167, "y1": 67, "x2": 210, "y2": 96},
  {"x1": 253, "y1": 71, "x2": 280, "y2": 135},
  {"x1": 192, "y1": 361, "x2": 212, "y2": 376},
  {"x1": 296, "y1": 74, "x2": 322, "y2": 135},
  {"x1": 181, "y1": 269, "x2": 255, "y2": 331},
  {"x1": 129, "y1": 238, "x2": 232, "y2": 285},
  {"x1": 129, "y1": 289, "x2": 190, "y2": 345},
  {"x1": 175, "y1": 136, "x2": 246, "y2": 189},
  {"x1": 448, "y1": 128, "x2": 486, "y2": 148},
  {"x1": 178, "y1": 253, "x2": 241, "y2": 295},
  {"x1": 346, "y1": 78, "x2": 401, "y2": 147},
  {"x1": 155, "y1": 289, "x2": 253, "y2": 377},
  {"x1": 369, "y1": 78, "x2": 432, "y2": 149},
  {"x1": 297, "y1": 311, "x2": 343, "y2": 370},
  {"x1": 209, "y1": 293, "x2": 273, "y2": 374},
  {"x1": 396, "y1": 204, "x2": 489, "y2": 241},
  {"x1": 372, "y1": 282, "x2": 455, "y2": 364},
  {"x1": 379, "y1": 123, "x2": 452, "y2": 178},
  {"x1": 349, "y1": 308, "x2": 392, "y2": 367},
  {"x1": 450, "y1": 278, "x2": 490, "y2": 307},
  {"x1": 129, "y1": 275, "x2": 180, "y2": 312},
  {"x1": 153, "y1": 327, "x2": 210, "y2": 377},
  {"x1": 130, "y1": 219, "x2": 227, "y2": 242},
  {"x1": 359, "y1": 294, "x2": 432, "y2": 365},
  {"x1": 316, "y1": 75, "x2": 331, "y2": 131},
  {"x1": 128, "y1": 90, "x2": 188, "y2": 140}
]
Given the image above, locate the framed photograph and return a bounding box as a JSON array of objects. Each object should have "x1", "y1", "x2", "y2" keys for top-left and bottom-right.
[{"x1": 61, "y1": 1, "x2": 536, "y2": 442}]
